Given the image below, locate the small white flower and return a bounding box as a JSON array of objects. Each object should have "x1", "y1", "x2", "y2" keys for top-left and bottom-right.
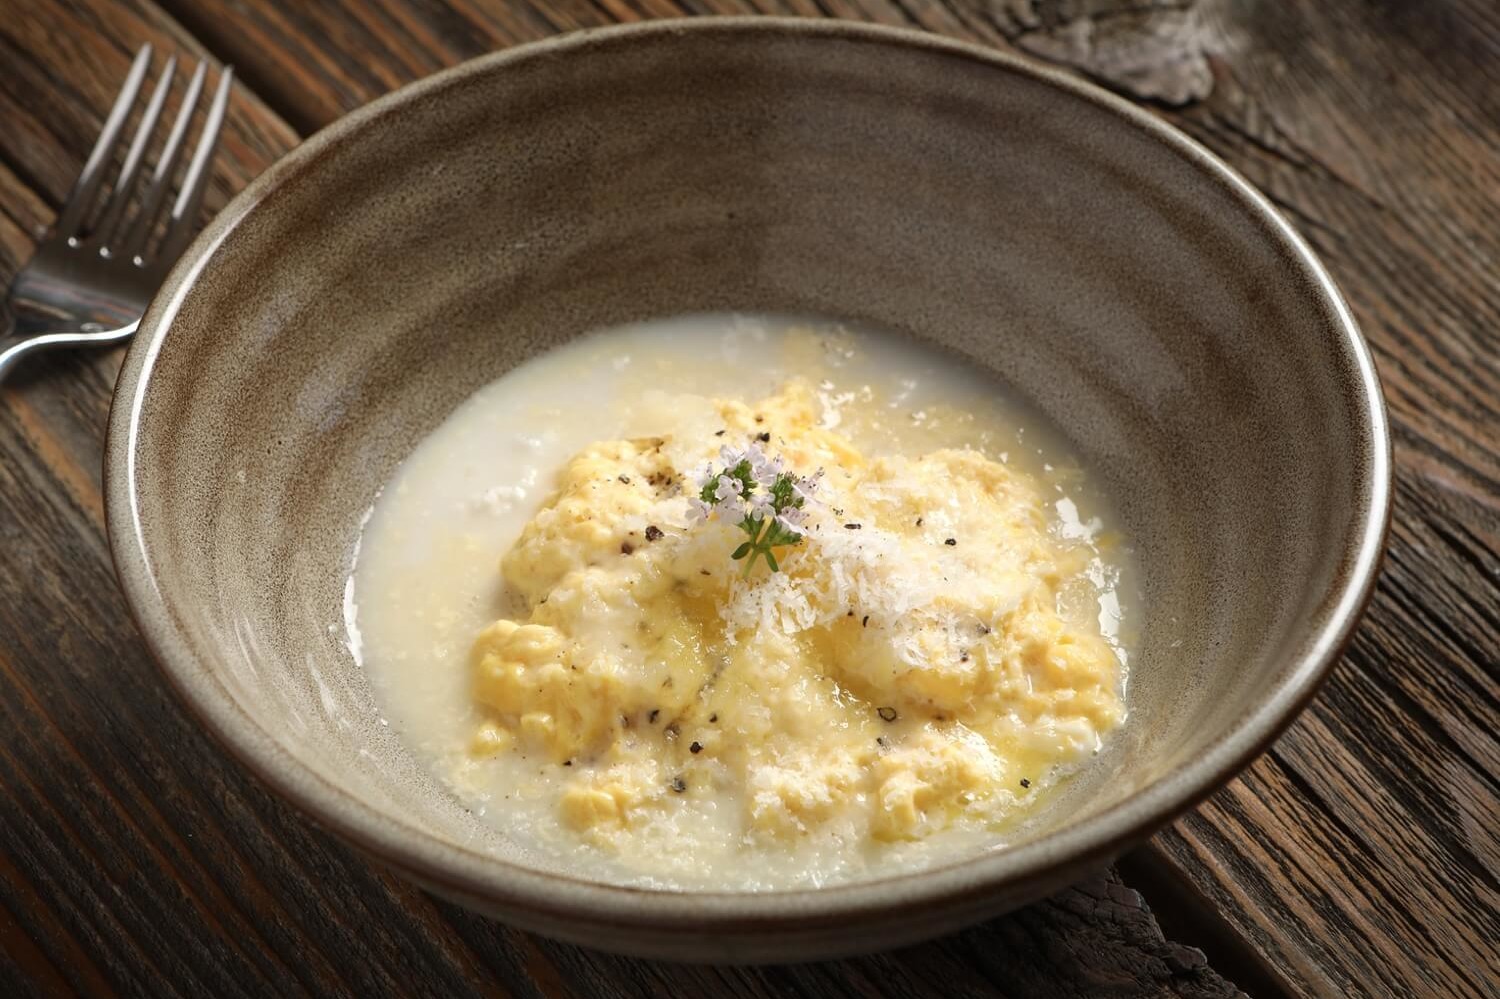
[
  {"x1": 713, "y1": 474, "x2": 743, "y2": 503},
  {"x1": 719, "y1": 445, "x2": 743, "y2": 466},
  {"x1": 719, "y1": 494, "x2": 746, "y2": 522},
  {"x1": 752, "y1": 452, "x2": 784, "y2": 490},
  {"x1": 687, "y1": 496, "x2": 713, "y2": 524},
  {"x1": 792, "y1": 469, "x2": 823, "y2": 504},
  {"x1": 775, "y1": 505, "x2": 806, "y2": 532},
  {"x1": 747, "y1": 490, "x2": 775, "y2": 516},
  {"x1": 691, "y1": 462, "x2": 716, "y2": 491}
]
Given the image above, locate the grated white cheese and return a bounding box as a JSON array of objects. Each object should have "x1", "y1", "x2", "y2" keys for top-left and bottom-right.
[
  {"x1": 472, "y1": 467, "x2": 539, "y2": 514},
  {"x1": 719, "y1": 505, "x2": 952, "y2": 661}
]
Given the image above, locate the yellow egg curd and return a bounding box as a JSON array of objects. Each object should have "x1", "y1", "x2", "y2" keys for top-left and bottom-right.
[{"x1": 469, "y1": 379, "x2": 1125, "y2": 850}]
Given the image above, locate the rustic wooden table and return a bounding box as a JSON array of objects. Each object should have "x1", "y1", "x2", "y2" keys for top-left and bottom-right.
[{"x1": 1, "y1": 1, "x2": 1495, "y2": 996}]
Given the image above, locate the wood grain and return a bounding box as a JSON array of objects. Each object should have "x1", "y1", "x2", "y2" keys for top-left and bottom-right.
[{"x1": 0, "y1": 0, "x2": 1495, "y2": 996}]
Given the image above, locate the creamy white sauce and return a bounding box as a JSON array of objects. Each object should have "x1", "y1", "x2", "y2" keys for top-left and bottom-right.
[{"x1": 350, "y1": 315, "x2": 1137, "y2": 889}]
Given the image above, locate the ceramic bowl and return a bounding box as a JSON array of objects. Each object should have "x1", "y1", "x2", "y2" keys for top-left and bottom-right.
[{"x1": 106, "y1": 19, "x2": 1389, "y2": 962}]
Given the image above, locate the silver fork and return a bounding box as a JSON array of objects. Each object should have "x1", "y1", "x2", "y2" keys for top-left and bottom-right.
[{"x1": 0, "y1": 44, "x2": 233, "y2": 384}]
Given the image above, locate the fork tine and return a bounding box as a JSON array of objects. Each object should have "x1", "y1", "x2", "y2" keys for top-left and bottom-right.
[
  {"x1": 157, "y1": 66, "x2": 234, "y2": 266},
  {"x1": 94, "y1": 55, "x2": 177, "y2": 251},
  {"x1": 54, "y1": 44, "x2": 153, "y2": 240},
  {"x1": 121, "y1": 60, "x2": 207, "y2": 264}
]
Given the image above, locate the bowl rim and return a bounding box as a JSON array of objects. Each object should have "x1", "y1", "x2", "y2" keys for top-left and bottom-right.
[{"x1": 105, "y1": 17, "x2": 1391, "y2": 931}]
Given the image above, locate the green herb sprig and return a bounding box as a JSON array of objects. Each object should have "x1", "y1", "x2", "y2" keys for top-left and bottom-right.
[{"x1": 688, "y1": 445, "x2": 819, "y2": 577}]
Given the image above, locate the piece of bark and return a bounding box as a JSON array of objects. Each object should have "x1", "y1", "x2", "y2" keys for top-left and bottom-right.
[
  {"x1": 923, "y1": 870, "x2": 1251, "y2": 998},
  {"x1": 987, "y1": 0, "x2": 1219, "y2": 104}
]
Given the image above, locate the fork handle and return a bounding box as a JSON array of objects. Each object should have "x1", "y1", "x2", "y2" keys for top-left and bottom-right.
[{"x1": 0, "y1": 322, "x2": 140, "y2": 386}]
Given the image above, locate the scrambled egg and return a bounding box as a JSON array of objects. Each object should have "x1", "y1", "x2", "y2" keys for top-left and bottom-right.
[{"x1": 470, "y1": 381, "x2": 1124, "y2": 847}]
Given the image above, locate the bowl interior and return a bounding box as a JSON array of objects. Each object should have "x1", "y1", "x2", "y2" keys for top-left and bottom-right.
[{"x1": 112, "y1": 23, "x2": 1380, "y2": 909}]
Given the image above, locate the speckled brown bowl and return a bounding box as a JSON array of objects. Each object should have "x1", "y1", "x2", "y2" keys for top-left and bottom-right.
[{"x1": 105, "y1": 19, "x2": 1389, "y2": 962}]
